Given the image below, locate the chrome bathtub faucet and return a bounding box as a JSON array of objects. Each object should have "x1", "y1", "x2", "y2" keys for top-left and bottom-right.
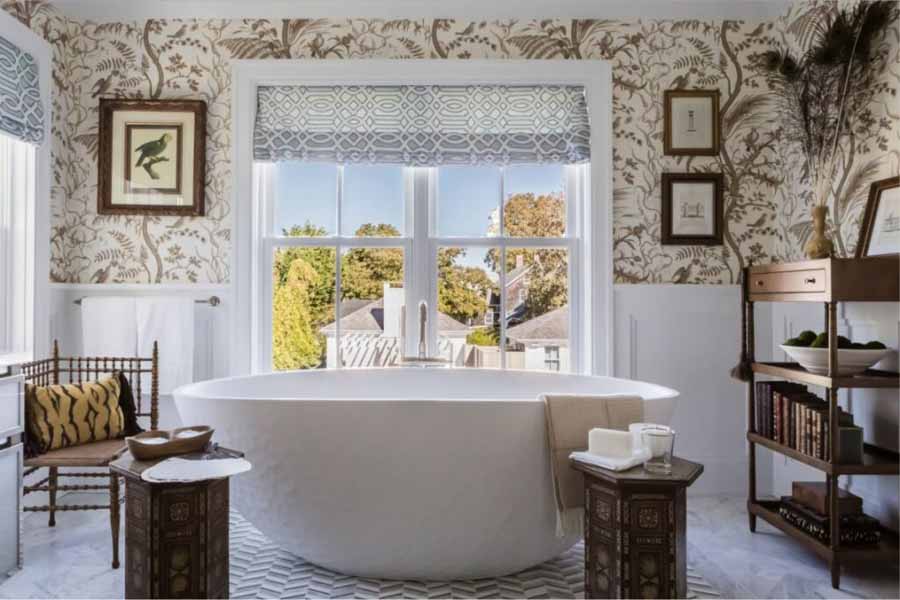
[{"x1": 418, "y1": 300, "x2": 428, "y2": 359}]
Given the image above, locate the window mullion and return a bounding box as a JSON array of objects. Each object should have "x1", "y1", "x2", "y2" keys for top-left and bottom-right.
[
  {"x1": 255, "y1": 163, "x2": 274, "y2": 373},
  {"x1": 264, "y1": 163, "x2": 276, "y2": 236},
  {"x1": 336, "y1": 165, "x2": 343, "y2": 239},
  {"x1": 334, "y1": 166, "x2": 343, "y2": 369},
  {"x1": 407, "y1": 167, "x2": 432, "y2": 358},
  {"x1": 498, "y1": 167, "x2": 506, "y2": 369},
  {"x1": 566, "y1": 165, "x2": 581, "y2": 374}
]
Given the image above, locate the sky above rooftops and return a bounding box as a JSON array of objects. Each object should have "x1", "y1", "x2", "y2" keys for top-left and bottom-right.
[{"x1": 275, "y1": 162, "x2": 564, "y2": 272}]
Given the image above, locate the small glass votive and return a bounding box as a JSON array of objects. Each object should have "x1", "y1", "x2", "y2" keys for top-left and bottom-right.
[{"x1": 642, "y1": 426, "x2": 675, "y2": 475}]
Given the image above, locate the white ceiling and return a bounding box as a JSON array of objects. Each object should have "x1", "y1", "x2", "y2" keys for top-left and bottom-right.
[{"x1": 51, "y1": 0, "x2": 792, "y2": 22}]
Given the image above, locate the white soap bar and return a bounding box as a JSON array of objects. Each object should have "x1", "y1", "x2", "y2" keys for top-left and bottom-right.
[
  {"x1": 136, "y1": 437, "x2": 167, "y2": 445},
  {"x1": 176, "y1": 430, "x2": 202, "y2": 439},
  {"x1": 587, "y1": 428, "x2": 634, "y2": 458}
]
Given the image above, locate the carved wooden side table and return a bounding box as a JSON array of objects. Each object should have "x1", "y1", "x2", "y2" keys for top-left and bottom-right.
[
  {"x1": 571, "y1": 456, "x2": 703, "y2": 599},
  {"x1": 110, "y1": 446, "x2": 244, "y2": 599}
]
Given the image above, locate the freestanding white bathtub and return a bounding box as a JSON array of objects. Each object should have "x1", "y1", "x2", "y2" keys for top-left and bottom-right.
[{"x1": 174, "y1": 368, "x2": 677, "y2": 580}]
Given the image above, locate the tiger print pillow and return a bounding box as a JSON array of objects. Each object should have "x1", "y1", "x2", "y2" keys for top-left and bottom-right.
[{"x1": 25, "y1": 375, "x2": 125, "y2": 453}]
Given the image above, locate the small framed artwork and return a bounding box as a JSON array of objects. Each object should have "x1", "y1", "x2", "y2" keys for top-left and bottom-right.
[
  {"x1": 98, "y1": 98, "x2": 206, "y2": 216},
  {"x1": 856, "y1": 176, "x2": 900, "y2": 258},
  {"x1": 664, "y1": 89, "x2": 720, "y2": 156},
  {"x1": 661, "y1": 172, "x2": 723, "y2": 245}
]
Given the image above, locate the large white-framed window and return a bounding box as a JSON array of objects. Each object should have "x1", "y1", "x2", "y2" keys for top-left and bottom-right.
[
  {"x1": 232, "y1": 60, "x2": 612, "y2": 376},
  {"x1": 256, "y1": 161, "x2": 585, "y2": 373},
  {"x1": 0, "y1": 11, "x2": 51, "y2": 364},
  {"x1": 0, "y1": 133, "x2": 36, "y2": 356}
]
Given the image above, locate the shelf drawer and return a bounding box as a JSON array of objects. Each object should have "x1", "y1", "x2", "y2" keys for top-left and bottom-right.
[{"x1": 749, "y1": 269, "x2": 826, "y2": 295}]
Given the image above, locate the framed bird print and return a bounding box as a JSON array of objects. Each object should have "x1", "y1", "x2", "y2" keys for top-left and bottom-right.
[
  {"x1": 98, "y1": 98, "x2": 206, "y2": 216},
  {"x1": 663, "y1": 89, "x2": 720, "y2": 156}
]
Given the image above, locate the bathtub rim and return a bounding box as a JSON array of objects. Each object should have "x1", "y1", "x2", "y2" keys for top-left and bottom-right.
[{"x1": 173, "y1": 367, "x2": 679, "y2": 403}]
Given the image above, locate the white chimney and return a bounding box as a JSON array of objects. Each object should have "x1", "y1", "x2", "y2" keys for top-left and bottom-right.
[{"x1": 382, "y1": 282, "x2": 404, "y2": 339}]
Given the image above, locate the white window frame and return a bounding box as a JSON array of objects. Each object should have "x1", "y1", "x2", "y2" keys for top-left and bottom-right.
[
  {"x1": 0, "y1": 10, "x2": 51, "y2": 364},
  {"x1": 259, "y1": 163, "x2": 411, "y2": 372},
  {"x1": 232, "y1": 60, "x2": 613, "y2": 376},
  {"x1": 424, "y1": 165, "x2": 581, "y2": 370}
]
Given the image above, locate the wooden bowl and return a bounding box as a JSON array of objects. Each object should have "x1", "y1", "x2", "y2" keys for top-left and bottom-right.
[{"x1": 126, "y1": 426, "x2": 214, "y2": 461}]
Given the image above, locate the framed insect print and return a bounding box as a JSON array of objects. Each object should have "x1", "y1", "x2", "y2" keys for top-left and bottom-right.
[
  {"x1": 664, "y1": 90, "x2": 720, "y2": 156},
  {"x1": 661, "y1": 172, "x2": 723, "y2": 245},
  {"x1": 856, "y1": 176, "x2": 900, "y2": 258},
  {"x1": 98, "y1": 98, "x2": 206, "y2": 216}
]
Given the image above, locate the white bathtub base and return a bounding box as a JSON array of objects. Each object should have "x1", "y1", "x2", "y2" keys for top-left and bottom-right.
[{"x1": 174, "y1": 368, "x2": 677, "y2": 580}]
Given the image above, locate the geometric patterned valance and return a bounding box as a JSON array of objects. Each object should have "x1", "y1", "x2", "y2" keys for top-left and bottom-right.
[
  {"x1": 254, "y1": 85, "x2": 590, "y2": 166},
  {"x1": 0, "y1": 35, "x2": 44, "y2": 145}
]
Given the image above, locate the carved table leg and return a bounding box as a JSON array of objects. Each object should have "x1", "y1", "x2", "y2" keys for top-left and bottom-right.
[
  {"x1": 110, "y1": 473, "x2": 120, "y2": 569},
  {"x1": 47, "y1": 467, "x2": 58, "y2": 527}
]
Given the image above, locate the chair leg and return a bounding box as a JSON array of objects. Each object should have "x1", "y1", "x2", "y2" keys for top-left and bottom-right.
[
  {"x1": 110, "y1": 473, "x2": 120, "y2": 569},
  {"x1": 48, "y1": 467, "x2": 58, "y2": 527}
]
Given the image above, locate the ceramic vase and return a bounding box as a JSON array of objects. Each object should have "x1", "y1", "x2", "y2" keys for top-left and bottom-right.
[{"x1": 804, "y1": 204, "x2": 834, "y2": 259}]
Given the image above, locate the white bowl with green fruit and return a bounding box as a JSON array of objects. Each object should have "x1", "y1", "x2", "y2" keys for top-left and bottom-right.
[{"x1": 780, "y1": 330, "x2": 890, "y2": 376}]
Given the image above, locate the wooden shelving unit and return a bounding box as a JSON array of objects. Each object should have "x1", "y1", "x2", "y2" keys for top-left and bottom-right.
[{"x1": 741, "y1": 256, "x2": 900, "y2": 589}]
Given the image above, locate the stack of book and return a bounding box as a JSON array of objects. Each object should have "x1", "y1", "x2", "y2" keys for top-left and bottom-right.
[
  {"x1": 779, "y1": 482, "x2": 881, "y2": 545},
  {"x1": 754, "y1": 381, "x2": 863, "y2": 462}
]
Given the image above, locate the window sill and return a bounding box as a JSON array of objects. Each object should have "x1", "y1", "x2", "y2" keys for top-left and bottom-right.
[{"x1": 0, "y1": 352, "x2": 33, "y2": 372}]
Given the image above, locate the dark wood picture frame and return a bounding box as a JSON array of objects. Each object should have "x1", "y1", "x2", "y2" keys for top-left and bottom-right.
[
  {"x1": 98, "y1": 98, "x2": 206, "y2": 216},
  {"x1": 664, "y1": 89, "x2": 720, "y2": 156},
  {"x1": 661, "y1": 172, "x2": 724, "y2": 246},
  {"x1": 856, "y1": 175, "x2": 900, "y2": 258}
]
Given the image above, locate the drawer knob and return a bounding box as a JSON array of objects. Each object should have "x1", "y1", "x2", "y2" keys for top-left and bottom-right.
[
  {"x1": 755, "y1": 280, "x2": 764, "y2": 287},
  {"x1": 804, "y1": 277, "x2": 816, "y2": 284}
]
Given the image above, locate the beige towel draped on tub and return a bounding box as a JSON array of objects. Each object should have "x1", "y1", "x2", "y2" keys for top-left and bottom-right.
[{"x1": 542, "y1": 393, "x2": 643, "y2": 537}]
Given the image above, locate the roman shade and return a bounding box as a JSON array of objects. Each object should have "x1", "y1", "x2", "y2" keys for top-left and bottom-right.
[
  {"x1": 254, "y1": 85, "x2": 590, "y2": 166},
  {"x1": 0, "y1": 35, "x2": 44, "y2": 144}
]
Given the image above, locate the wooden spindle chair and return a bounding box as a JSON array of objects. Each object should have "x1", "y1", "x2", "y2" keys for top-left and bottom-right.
[{"x1": 20, "y1": 340, "x2": 159, "y2": 569}]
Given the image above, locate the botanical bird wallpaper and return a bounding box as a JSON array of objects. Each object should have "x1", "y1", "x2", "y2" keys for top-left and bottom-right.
[{"x1": 2, "y1": 1, "x2": 897, "y2": 284}]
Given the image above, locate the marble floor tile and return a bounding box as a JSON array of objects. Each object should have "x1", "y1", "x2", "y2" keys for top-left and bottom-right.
[{"x1": 0, "y1": 493, "x2": 897, "y2": 599}]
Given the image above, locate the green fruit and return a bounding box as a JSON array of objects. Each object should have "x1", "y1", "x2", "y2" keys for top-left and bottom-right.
[
  {"x1": 837, "y1": 335, "x2": 852, "y2": 349},
  {"x1": 810, "y1": 333, "x2": 828, "y2": 348},
  {"x1": 851, "y1": 342, "x2": 866, "y2": 349},
  {"x1": 784, "y1": 337, "x2": 804, "y2": 347},
  {"x1": 797, "y1": 330, "x2": 817, "y2": 345},
  {"x1": 865, "y1": 340, "x2": 887, "y2": 350}
]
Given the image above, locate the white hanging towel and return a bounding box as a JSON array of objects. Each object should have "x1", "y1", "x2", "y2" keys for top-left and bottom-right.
[
  {"x1": 136, "y1": 297, "x2": 195, "y2": 394},
  {"x1": 80, "y1": 297, "x2": 137, "y2": 357}
]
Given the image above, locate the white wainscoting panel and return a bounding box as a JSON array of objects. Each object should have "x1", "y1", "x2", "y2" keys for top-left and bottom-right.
[
  {"x1": 42, "y1": 282, "x2": 765, "y2": 496},
  {"x1": 614, "y1": 284, "x2": 766, "y2": 496},
  {"x1": 47, "y1": 283, "x2": 232, "y2": 384},
  {"x1": 769, "y1": 301, "x2": 899, "y2": 530}
]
